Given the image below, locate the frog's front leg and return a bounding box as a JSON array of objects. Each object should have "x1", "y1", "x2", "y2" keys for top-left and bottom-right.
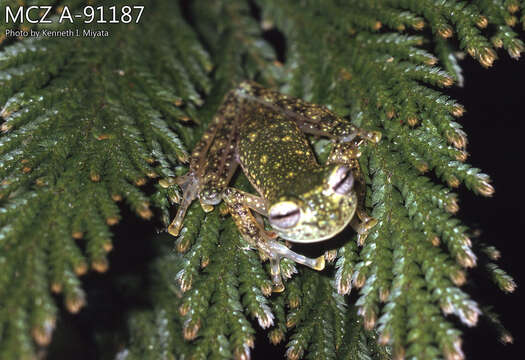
[{"x1": 222, "y1": 187, "x2": 325, "y2": 292}]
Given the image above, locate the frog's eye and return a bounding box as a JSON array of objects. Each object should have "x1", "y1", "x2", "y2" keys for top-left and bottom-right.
[
  {"x1": 269, "y1": 201, "x2": 301, "y2": 229},
  {"x1": 328, "y1": 165, "x2": 354, "y2": 195}
]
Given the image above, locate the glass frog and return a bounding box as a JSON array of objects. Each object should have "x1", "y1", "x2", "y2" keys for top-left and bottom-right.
[{"x1": 165, "y1": 81, "x2": 381, "y2": 292}]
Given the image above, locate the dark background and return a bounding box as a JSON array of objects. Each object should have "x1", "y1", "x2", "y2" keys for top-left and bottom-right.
[
  {"x1": 447, "y1": 55, "x2": 525, "y2": 359},
  {"x1": 47, "y1": 38, "x2": 525, "y2": 360}
]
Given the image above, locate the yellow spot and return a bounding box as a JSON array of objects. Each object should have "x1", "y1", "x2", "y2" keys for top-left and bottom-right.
[
  {"x1": 295, "y1": 150, "x2": 304, "y2": 155},
  {"x1": 282, "y1": 136, "x2": 292, "y2": 142},
  {"x1": 261, "y1": 155, "x2": 268, "y2": 164},
  {"x1": 287, "y1": 172, "x2": 295, "y2": 178},
  {"x1": 249, "y1": 132, "x2": 257, "y2": 142}
]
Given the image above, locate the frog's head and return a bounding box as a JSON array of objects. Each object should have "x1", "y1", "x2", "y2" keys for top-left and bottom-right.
[{"x1": 267, "y1": 164, "x2": 357, "y2": 243}]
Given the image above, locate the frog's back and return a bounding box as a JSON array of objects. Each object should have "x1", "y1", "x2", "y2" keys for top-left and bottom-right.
[{"x1": 237, "y1": 103, "x2": 320, "y2": 202}]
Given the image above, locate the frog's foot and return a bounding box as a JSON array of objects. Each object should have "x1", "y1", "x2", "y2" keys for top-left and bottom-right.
[
  {"x1": 351, "y1": 215, "x2": 378, "y2": 246},
  {"x1": 263, "y1": 240, "x2": 324, "y2": 292},
  {"x1": 266, "y1": 240, "x2": 325, "y2": 271},
  {"x1": 258, "y1": 238, "x2": 325, "y2": 293},
  {"x1": 167, "y1": 172, "x2": 200, "y2": 237},
  {"x1": 266, "y1": 249, "x2": 323, "y2": 293}
]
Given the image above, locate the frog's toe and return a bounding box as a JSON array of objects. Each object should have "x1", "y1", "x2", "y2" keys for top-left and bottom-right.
[
  {"x1": 364, "y1": 217, "x2": 378, "y2": 230},
  {"x1": 313, "y1": 255, "x2": 325, "y2": 271},
  {"x1": 354, "y1": 215, "x2": 378, "y2": 234},
  {"x1": 200, "y1": 203, "x2": 215, "y2": 213},
  {"x1": 272, "y1": 284, "x2": 285, "y2": 293},
  {"x1": 168, "y1": 222, "x2": 182, "y2": 237},
  {"x1": 368, "y1": 130, "x2": 382, "y2": 144}
]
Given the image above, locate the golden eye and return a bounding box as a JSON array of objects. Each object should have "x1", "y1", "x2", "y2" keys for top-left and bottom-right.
[{"x1": 269, "y1": 201, "x2": 301, "y2": 229}]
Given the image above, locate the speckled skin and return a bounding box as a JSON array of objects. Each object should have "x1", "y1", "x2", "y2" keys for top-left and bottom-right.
[
  {"x1": 236, "y1": 100, "x2": 356, "y2": 242},
  {"x1": 166, "y1": 81, "x2": 381, "y2": 292}
]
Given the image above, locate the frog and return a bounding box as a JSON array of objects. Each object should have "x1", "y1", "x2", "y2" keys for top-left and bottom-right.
[{"x1": 164, "y1": 81, "x2": 381, "y2": 292}]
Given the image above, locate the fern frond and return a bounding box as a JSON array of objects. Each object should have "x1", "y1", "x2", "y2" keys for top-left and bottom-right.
[{"x1": 0, "y1": 0, "x2": 520, "y2": 359}]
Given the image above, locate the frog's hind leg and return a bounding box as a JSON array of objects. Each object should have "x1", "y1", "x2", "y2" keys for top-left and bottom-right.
[
  {"x1": 235, "y1": 81, "x2": 381, "y2": 143},
  {"x1": 166, "y1": 90, "x2": 241, "y2": 236},
  {"x1": 235, "y1": 81, "x2": 340, "y2": 136},
  {"x1": 198, "y1": 114, "x2": 240, "y2": 211}
]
